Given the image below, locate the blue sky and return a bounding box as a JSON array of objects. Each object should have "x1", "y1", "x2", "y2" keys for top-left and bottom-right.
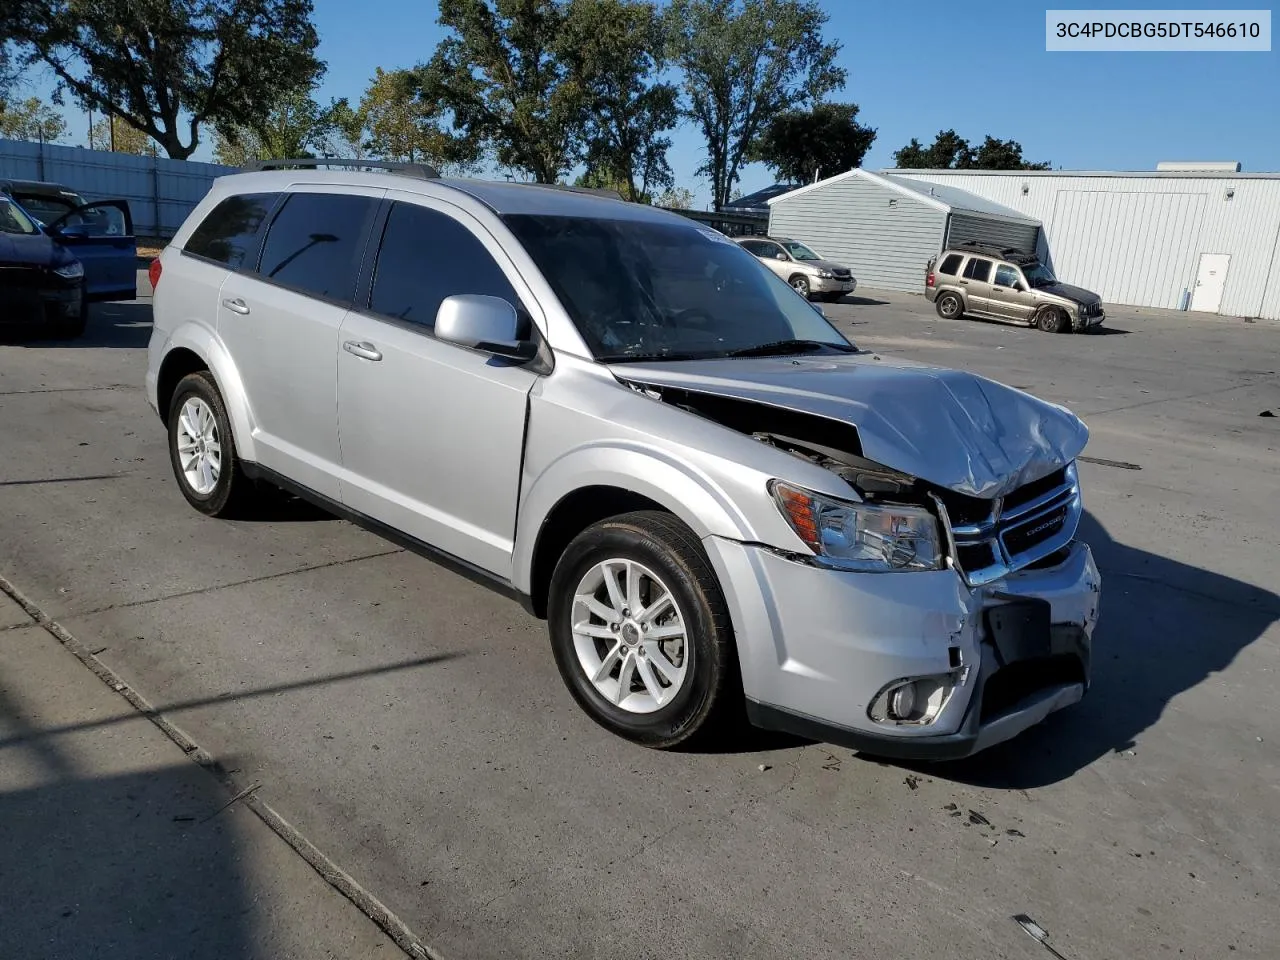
[{"x1": 22, "y1": 0, "x2": 1280, "y2": 206}]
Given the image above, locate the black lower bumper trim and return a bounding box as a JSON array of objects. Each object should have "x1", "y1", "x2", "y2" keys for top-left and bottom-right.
[{"x1": 745, "y1": 699, "x2": 983, "y2": 761}]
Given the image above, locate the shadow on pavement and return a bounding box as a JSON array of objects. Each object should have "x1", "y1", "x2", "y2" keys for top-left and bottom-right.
[
  {"x1": 6, "y1": 301, "x2": 154, "y2": 350},
  {"x1": 0, "y1": 678, "x2": 255, "y2": 960},
  {"x1": 0, "y1": 651, "x2": 463, "y2": 751},
  {"x1": 838, "y1": 295, "x2": 891, "y2": 307},
  {"x1": 923, "y1": 511, "x2": 1279, "y2": 788}
]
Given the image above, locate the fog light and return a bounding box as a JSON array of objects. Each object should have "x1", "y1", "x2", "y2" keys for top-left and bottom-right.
[
  {"x1": 889, "y1": 683, "x2": 916, "y2": 721},
  {"x1": 868, "y1": 671, "x2": 965, "y2": 726}
]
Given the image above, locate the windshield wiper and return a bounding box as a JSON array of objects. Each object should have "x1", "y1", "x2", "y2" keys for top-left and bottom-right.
[
  {"x1": 725, "y1": 339, "x2": 856, "y2": 358},
  {"x1": 597, "y1": 350, "x2": 711, "y2": 363}
]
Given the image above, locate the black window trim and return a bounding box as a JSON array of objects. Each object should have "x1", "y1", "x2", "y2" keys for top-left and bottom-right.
[
  {"x1": 351, "y1": 198, "x2": 551, "y2": 370},
  {"x1": 962, "y1": 255, "x2": 994, "y2": 282},
  {"x1": 178, "y1": 191, "x2": 286, "y2": 273},
  {"x1": 359, "y1": 199, "x2": 529, "y2": 335},
  {"x1": 245, "y1": 188, "x2": 384, "y2": 309}
]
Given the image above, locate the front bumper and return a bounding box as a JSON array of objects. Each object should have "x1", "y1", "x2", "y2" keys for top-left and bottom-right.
[
  {"x1": 810, "y1": 275, "x2": 857, "y2": 295},
  {"x1": 0, "y1": 271, "x2": 83, "y2": 327},
  {"x1": 704, "y1": 537, "x2": 1101, "y2": 760}
]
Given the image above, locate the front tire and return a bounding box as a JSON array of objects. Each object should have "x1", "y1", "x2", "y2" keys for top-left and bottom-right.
[
  {"x1": 547, "y1": 511, "x2": 738, "y2": 749},
  {"x1": 53, "y1": 297, "x2": 88, "y2": 340},
  {"x1": 789, "y1": 275, "x2": 811, "y2": 299},
  {"x1": 1036, "y1": 306, "x2": 1067, "y2": 333},
  {"x1": 167, "y1": 371, "x2": 253, "y2": 517}
]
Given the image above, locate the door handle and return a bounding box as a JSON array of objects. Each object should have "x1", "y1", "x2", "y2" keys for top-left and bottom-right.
[
  {"x1": 959, "y1": 280, "x2": 969, "y2": 284},
  {"x1": 343, "y1": 340, "x2": 383, "y2": 361},
  {"x1": 221, "y1": 297, "x2": 250, "y2": 315}
]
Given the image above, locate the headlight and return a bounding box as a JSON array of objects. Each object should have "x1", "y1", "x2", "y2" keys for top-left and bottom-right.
[
  {"x1": 816, "y1": 269, "x2": 834, "y2": 279},
  {"x1": 53, "y1": 260, "x2": 84, "y2": 279},
  {"x1": 769, "y1": 481, "x2": 942, "y2": 572}
]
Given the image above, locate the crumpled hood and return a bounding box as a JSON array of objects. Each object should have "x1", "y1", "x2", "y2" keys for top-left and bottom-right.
[
  {"x1": 619, "y1": 352, "x2": 1089, "y2": 498},
  {"x1": 1038, "y1": 281, "x2": 1101, "y2": 306}
]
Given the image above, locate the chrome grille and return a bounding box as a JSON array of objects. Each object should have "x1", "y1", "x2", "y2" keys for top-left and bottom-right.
[{"x1": 935, "y1": 462, "x2": 1082, "y2": 586}]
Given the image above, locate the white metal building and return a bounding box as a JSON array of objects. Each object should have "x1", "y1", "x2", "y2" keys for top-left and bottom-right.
[
  {"x1": 890, "y1": 165, "x2": 1280, "y2": 319},
  {"x1": 766, "y1": 169, "x2": 1041, "y2": 292}
]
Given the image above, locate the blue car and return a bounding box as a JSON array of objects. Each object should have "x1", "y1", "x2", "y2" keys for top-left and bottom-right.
[{"x1": 0, "y1": 179, "x2": 137, "y2": 305}]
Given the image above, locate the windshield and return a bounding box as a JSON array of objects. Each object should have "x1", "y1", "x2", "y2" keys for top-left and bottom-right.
[
  {"x1": 1022, "y1": 260, "x2": 1057, "y2": 286},
  {"x1": 503, "y1": 214, "x2": 854, "y2": 362},
  {"x1": 782, "y1": 241, "x2": 821, "y2": 261},
  {"x1": 12, "y1": 192, "x2": 84, "y2": 225},
  {"x1": 0, "y1": 198, "x2": 38, "y2": 235}
]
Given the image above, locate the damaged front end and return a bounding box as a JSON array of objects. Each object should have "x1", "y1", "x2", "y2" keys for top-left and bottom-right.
[
  {"x1": 619, "y1": 377, "x2": 1084, "y2": 586},
  {"x1": 617, "y1": 365, "x2": 1100, "y2": 759}
]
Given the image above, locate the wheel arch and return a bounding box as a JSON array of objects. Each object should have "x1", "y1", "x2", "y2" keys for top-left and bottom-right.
[
  {"x1": 514, "y1": 448, "x2": 753, "y2": 618},
  {"x1": 156, "y1": 324, "x2": 258, "y2": 462}
]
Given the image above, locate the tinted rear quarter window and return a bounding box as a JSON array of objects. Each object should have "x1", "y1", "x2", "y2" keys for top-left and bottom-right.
[
  {"x1": 368, "y1": 202, "x2": 519, "y2": 328},
  {"x1": 938, "y1": 253, "x2": 963, "y2": 275},
  {"x1": 258, "y1": 192, "x2": 379, "y2": 304},
  {"x1": 962, "y1": 257, "x2": 993, "y2": 282},
  {"x1": 185, "y1": 193, "x2": 279, "y2": 269}
]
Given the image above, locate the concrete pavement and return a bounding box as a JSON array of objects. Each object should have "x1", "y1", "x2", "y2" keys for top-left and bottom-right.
[
  {"x1": 0, "y1": 286, "x2": 1277, "y2": 959},
  {"x1": 0, "y1": 589, "x2": 404, "y2": 960}
]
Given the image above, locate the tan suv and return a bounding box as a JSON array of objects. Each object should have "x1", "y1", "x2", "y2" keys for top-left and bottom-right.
[
  {"x1": 925, "y1": 242, "x2": 1104, "y2": 333},
  {"x1": 737, "y1": 236, "x2": 857, "y2": 302}
]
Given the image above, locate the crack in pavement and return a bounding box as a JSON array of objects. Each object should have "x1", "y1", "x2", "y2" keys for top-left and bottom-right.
[
  {"x1": 0, "y1": 571, "x2": 442, "y2": 960},
  {"x1": 1081, "y1": 376, "x2": 1278, "y2": 418},
  {"x1": 0, "y1": 384, "x2": 133, "y2": 396},
  {"x1": 65, "y1": 547, "x2": 407, "y2": 620}
]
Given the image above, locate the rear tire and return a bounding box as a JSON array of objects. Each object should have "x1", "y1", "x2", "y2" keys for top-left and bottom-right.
[
  {"x1": 1036, "y1": 306, "x2": 1067, "y2": 333},
  {"x1": 167, "y1": 371, "x2": 254, "y2": 518},
  {"x1": 935, "y1": 292, "x2": 963, "y2": 319},
  {"x1": 547, "y1": 511, "x2": 738, "y2": 749}
]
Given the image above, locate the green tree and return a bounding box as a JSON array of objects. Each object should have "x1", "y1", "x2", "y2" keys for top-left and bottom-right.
[
  {"x1": 893, "y1": 130, "x2": 1050, "y2": 170},
  {"x1": 666, "y1": 0, "x2": 845, "y2": 211},
  {"x1": 419, "y1": 0, "x2": 585, "y2": 183},
  {"x1": 89, "y1": 114, "x2": 154, "y2": 154},
  {"x1": 319, "y1": 97, "x2": 369, "y2": 159},
  {"x1": 971, "y1": 135, "x2": 1051, "y2": 170},
  {"x1": 0, "y1": 96, "x2": 66, "y2": 142},
  {"x1": 3, "y1": 0, "x2": 322, "y2": 160},
  {"x1": 654, "y1": 185, "x2": 695, "y2": 209},
  {"x1": 561, "y1": 0, "x2": 678, "y2": 202},
  {"x1": 359, "y1": 67, "x2": 477, "y2": 170},
  {"x1": 750, "y1": 101, "x2": 875, "y2": 184},
  {"x1": 212, "y1": 86, "x2": 331, "y2": 166}
]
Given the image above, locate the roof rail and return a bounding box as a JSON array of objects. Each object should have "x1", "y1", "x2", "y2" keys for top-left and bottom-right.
[
  {"x1": 957, "y1": 239, "x2": 1032, "y2": 259},
  {"x1": 525, "y1": 183, "x2": 625, "y2": 201},
  {"x1": 243, "y1": 158, "x2": 442, "y2": 179}
]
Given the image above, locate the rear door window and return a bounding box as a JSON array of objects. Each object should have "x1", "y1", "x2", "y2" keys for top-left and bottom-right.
[
  {"x1": 368, "y1": 202, "x2": 519, "y2": 329},
  {"x1": 258, "y1": 192, "x2": 379, "y2": 304},
  {"x1": 185, "y1": 193, "x2": 280, "y2": 270},
  {"x1": 938, "y1": 253, "x2": 963, "y2": 275},
  {"x1": 962, "y1": 257, "x2": 993, "y2": 282}
]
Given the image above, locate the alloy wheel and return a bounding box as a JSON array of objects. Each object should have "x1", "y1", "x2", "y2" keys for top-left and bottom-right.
[
  {"x1": 570, "y1": 558, "x2": 690, "y2": 714},
  {"x1": 175, "y1": 397, "x2": 222, "y2": 495}
]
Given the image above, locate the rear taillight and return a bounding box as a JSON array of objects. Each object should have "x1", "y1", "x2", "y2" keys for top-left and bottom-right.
[
  {"x1": 148, "y1": 257, "x2": 162, "y2": 289},
  {"x1": 926, "y1": 272, "x2": 936, "y2": 288}
]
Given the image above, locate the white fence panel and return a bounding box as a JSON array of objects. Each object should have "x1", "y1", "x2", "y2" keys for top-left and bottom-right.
[{"x1": 0, "y1": 138, "x2": 237, "y2": 238}]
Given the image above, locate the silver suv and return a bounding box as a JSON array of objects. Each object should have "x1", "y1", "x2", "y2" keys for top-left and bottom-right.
[
  {"x1": 736, "y1": 236, "x2": 856, "y2": 301},
  {"x1": 146, "y1": 160, "x2": 1101, "y2": 759},
  {"x1": 926, "y1": 242, "x2": 1105, "y2": 333}
]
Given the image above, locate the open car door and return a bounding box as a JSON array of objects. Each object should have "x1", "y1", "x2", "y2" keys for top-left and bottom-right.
[{"x1": 43, "y1": 199, "x2": 137, "y2": 302}]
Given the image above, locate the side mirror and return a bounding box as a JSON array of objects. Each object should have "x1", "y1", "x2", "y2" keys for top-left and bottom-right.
[
  {"x1": 435, "y1": 294, "x2": 536, "y2": 360},
  {"x1": 775, "y1": 251, "x2": 790, "y2": 261}
]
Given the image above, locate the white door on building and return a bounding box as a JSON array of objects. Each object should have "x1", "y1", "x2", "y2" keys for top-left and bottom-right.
[{"x1": 1190, "y1": 253, "x2": 1230, "y2": 313}]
